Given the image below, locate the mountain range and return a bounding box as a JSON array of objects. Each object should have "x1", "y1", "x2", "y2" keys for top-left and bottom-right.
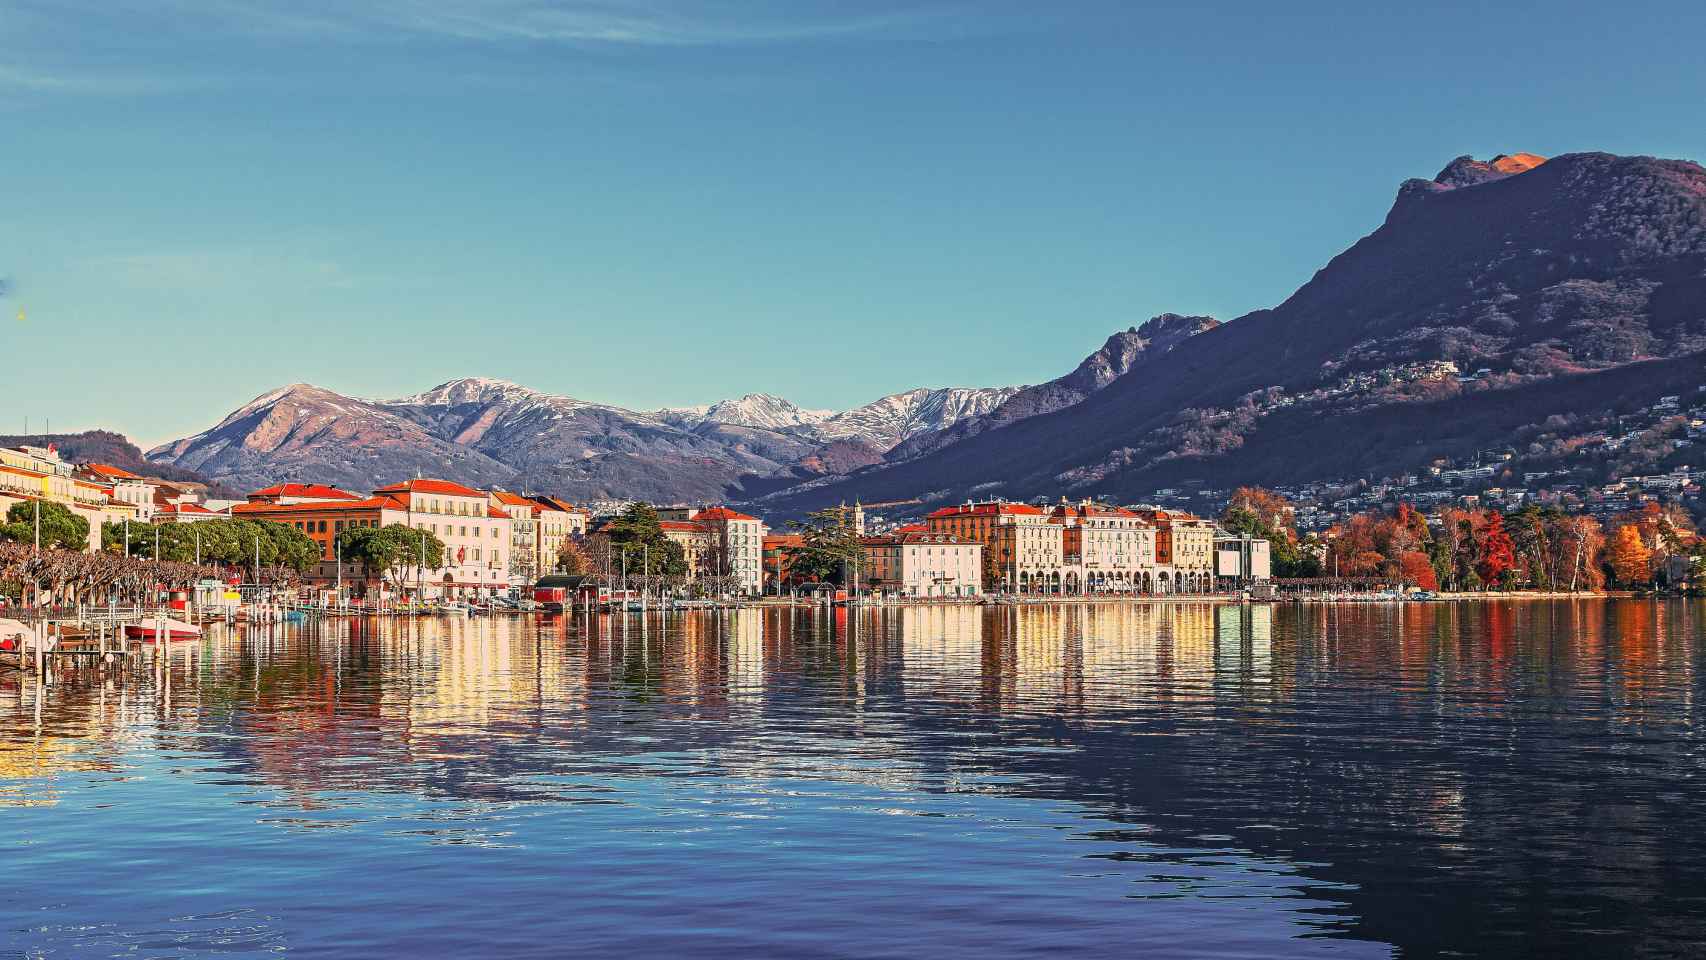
[
  {"x1": 146, "y1": 371, "x2": 1076, "y2": 502},
  {"x1": 148, "y1": 149, "x2": 1706, "y2": 517},
  {"x1": 764, "y1": 150, "x2": 1706, "y2": 514}
]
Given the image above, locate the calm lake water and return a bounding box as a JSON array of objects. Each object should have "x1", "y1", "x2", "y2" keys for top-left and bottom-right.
[{"x1": 4, "y1": 601, "x2": 1705, "y2": 959}]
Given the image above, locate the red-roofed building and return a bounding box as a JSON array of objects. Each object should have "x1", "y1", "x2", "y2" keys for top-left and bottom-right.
[
  {"x1": 1049, "y1": 499, "x2": 1158, "y2": 593},
  {"x1": 1130, "y1": 508, "x2": 1216, "y2": 593},
  {"x1": 861, "y1": 530, "x2": 982, "y2": 597},
  {"x1": 80, "y1": 463, "x2": 142, "y2": 481},
  {"x1": 155, "y1": 500, "x2": 223, "y2": 523},
  {"x1": 231, "y1": 476, "x2": 512, "y2": 599},
  {"x1": 761, "y1": 533, "x2": 805, "y2": 591},
  {"x1": 232, "y1": 496, "x2": 412, "y2": 590},
  {"x1": 246, "y1": 483, "x2": 362, "y2": 505},
  {"x1": 924, "y1": 500, "x2": 1063, "y2": 593},
  {"x1": 374, "y1": 479, "x2": 510, "y2": 598},
  {"x1": 657, "y1": 505, "x2": 768, "y2": 594},
  {"x1": 373, "y1": 478, "x2": 487, "y2": 499},
  {"x1": 79, "y1": 463, "x2": 160, "y2": 521}
]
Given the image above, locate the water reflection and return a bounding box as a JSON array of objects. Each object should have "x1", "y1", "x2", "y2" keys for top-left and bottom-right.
[{"x1": 3, "y1": 601, "x2": 1705, "y2": 958}]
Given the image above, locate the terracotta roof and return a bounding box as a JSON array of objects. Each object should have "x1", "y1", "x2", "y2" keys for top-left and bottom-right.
[
  {"x1": 248, "y1": 483, "x2": 360, "y2": 501},
  {"x1": 926, "y1": 502, "x2": 1045, "y2": 519},
  {"x1": 488, "y1": 506, "x2": 511, "y2": 519},
  {"x1": 159, "y1": 502, "x2": 217, "y2": 515},
  {"x1": 1049, "y1": 502, "x2": 1142, "y2": 522},
  {"x1": 893, "y1": 523, "x2": 929, "y2": 533},
  {"x1": 694, "y1": 506, "x2": 759, "y2": 522},
  {"x1": 659, "y1": 520, "x2": 706, "y2": 533},
  {"x1": 373, "y1": 478, "x2": 486, "y2": 497},
  {"x1": 490, "y1": 490, "x2": 537, "y2": 508},
  {"x1": 530, "y1": 495, "x2": 582, "y2": 514},
  {"x1": 763, "y1": 533, "x2": 805, "y2": 547},
  {"x1": 232, "y1": 496, "x2": 408, "y2": 516},
  {"x1": 82, "y1": 463, "x2": 143, "y2": 480}
]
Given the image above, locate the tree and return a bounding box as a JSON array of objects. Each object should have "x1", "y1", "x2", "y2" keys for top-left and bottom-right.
[
  {"x1": 1556, "y1": 515, "x2": 1606, "y2": 591},
  {"x1": 1608, "y1": 524, "x2": 1653, "y2": 586},
  {"x1": 1475, "y1": 512, "x2": 1517, "y2": 589},
  {"x1": 0, "y1": 501, "x2": 90, "y2": 552},
  {"x1": 784, "y1": 507, "x2": 865, "y2": 585},
  {"x1": 600, "y1": 503, "x2": 689, "y2": 578},
  {"x1": 1221, "y1": 490, "x2": 1316, "y2": 577},
  {"x1": 100, "y1": 518, "x2": 320, "y2": 577},
  {"x1": 336, "y1": 523, "x2": 446, "y2": 595},
  {"x1": 1224, "y1": 487, "x2": 1297, "y2": 543},
  {"x1": 556, "y1": 536, "x2": 591, "y2": 576},
  {"x1": 1396, "y1": 551, "x2": 1439, "y2": 590}
]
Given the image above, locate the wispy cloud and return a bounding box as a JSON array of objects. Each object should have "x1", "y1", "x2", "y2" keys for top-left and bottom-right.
[
  {"x1": 49, "y1": 1, "x2": 940, "y2": 47},
  {"x1": 2, "y1": 0, "x2": 944, "y2": 97},
  {"x1": 0, "y1": 63, "x2": 197, "y2": 95},
  {"x1": 88, "y1": 249, "x2": 354, "y2": 294}
]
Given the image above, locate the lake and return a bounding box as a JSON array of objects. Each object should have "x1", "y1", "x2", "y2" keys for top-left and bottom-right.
[{"x1": 4, "y1": 601, "x2": 1704, "y2": 958}]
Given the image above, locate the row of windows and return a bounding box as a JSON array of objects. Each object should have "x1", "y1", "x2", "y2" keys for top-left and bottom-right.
[
  {"x1": 293, "y1": 518, "x2": 378, "y2": 534},
  {"x1": 415, "y1": 497, "x2": 483, "y2": 517},
  {"x1": 414, "y1": 521, "x2": 501, "y2": 540}
]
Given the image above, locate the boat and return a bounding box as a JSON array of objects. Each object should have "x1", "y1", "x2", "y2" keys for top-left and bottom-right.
[
  {"x1": 0, "y1": 618, "x2": 42, "y2": 653},
  {"x1": 123, "y1": 618, "x2": 203, "y2": 642}
]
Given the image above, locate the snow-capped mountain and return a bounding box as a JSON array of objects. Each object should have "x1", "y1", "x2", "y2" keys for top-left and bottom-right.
[
  {"x1": 807, "y1": 387, "x2": 1022, "y2": 450},
  {"x1": 656, "y1": 393, "x2": 835, "y2": 431},
  {"x1": 150, "y1": 327, "x2": 1148, "y2": 504}
]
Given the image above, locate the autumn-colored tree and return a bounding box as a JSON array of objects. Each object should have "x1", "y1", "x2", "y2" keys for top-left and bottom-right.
[
  {"x1": 1555, "y1": 515, "x2": 1606, "y2": 591},
  {"x1": 556, "y1": 536, "x2": 591, "y2": 576},
  {"x1": 1475, "y1": 512, "x2": 1517, "y2": 589},
  {"x1": 1397, "y1": 551, "x2": 1439, "y2": 590},
  {"x1": 1608, "y1": 524, "x2": 1653, "y2": 586},
  {"x1": 1224, "y1": 487, "x2": 1298, "y2": 544}
]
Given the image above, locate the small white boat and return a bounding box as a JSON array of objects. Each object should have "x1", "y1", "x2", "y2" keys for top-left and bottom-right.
[{"x1": 0, "y1": 618, "x2": 43, "y2": 653}]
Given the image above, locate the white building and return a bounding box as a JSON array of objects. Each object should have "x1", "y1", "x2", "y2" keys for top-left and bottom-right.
[
  {"x1": 862, "y1": 531, "x2": 982, "y2": 597},
  {"x1": 373, "y1": 479, "x2": 511, "y2": 598}
]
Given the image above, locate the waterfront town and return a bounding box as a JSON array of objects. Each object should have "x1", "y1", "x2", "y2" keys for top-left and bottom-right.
[
  {"x1": 8, "y1": 425, "x2": 1706, "y2": 616},
  {"x1": 0, "y1": 440, "x2": 1273, "y2": 605}
]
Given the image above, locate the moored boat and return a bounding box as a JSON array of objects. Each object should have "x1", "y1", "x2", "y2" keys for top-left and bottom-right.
[
  {"x1": 0, "y1": 618, "x2": 42, "y2": 652},
  {"x1": 123, "y1": 618, "x2": 203, "y2": 642}
]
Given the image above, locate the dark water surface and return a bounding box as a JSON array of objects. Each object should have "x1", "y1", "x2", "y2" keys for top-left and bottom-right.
[{"x1": 4, "y1": 601, "x2": 1705, "y2": 958}]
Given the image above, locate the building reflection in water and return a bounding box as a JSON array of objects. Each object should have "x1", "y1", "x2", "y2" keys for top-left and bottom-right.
[{"x1": 4, "y1": 600, "x2": 1706, "y2": 956}]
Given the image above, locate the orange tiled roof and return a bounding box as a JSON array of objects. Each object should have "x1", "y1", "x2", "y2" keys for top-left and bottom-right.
[
  {"x1": 694, "y1": 506, "x2": 759, "y2": 522},
  {"x1": 893, "y1": 523, "x2": 929, "y2": 533},
  {"x1": 82, "y1": 463, "x2": 143, "y2": 480},
  {"x1": 232, "y1": 495, "x2": 408, "y2": 516},
  {"x1": 248, "y1": 483, "x2": 360, "y2": 501},
  {"x1": 488, "y1": 506, "x2": 511, "y2": 519},
  {"x1": 926, "y1": 502, "x2": 1045, "y2": 519},
  {"x1": 373, "y1": 478, "x2": 486, "y2": 497}
]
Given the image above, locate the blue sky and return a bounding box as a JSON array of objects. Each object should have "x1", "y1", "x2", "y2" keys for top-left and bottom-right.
[{"x1": 4, "y1": 0, "x2": 1704, "y2": 447}]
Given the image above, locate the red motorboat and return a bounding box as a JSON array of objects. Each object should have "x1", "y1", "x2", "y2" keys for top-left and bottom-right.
[
  {"x1": 123, "y1": 618, "x2": 203, "y2": 642},
  {"x1": 0, "y1": 619, "x2": 40, "y2": 652}
]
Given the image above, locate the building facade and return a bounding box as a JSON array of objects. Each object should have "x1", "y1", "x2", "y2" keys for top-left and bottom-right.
[
  {"x1": 374, "y1": 479, "x2": 512, "y2": 598},
  {"x1": 1049, "y1": 500, "x2": 1158, "y2": 593},
  {"x1": 925, "y1": 501, "x2": 1065, "y2": 593},
  {"x1": 861, "y1": 531, "x2": 982, "y2": 597}
]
